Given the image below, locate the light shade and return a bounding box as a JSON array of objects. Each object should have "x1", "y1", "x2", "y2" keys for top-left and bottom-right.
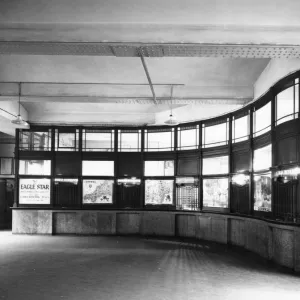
[
  {"x1": 164, "y1": 114, "x2": 179, "y2": 126},
  {"x1": 11, "y1": 115, "x2": 30, "y2": 128}
]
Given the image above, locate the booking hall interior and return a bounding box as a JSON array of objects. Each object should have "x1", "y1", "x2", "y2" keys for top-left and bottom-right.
[{"x1": 1, "y1": 1, "x2": 300, "y2": 299}]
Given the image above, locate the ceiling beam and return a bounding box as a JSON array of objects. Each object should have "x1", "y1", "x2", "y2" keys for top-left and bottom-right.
[
  {"x1": 1, "y1": 42, "x2": 300, "y2": 58},
  {"x1": 139, "y1": 54, "x2": 158, "y2": 105}
]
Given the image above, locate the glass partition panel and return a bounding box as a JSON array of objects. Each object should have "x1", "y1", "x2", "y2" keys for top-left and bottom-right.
[
  {"x1": 19, "y1": 130, "x2": 52, "y2": 151},
  {"x1": 276, "y1": 81, "x2": 299, "y2": 125},
  {"x1": 232, "y1": 114, "x2": 249, "y2": 143},
  {"x1": 145, "y1": 179, "x2": 174, "y2": 205},
  {"x1": 82, "y1": 179, "x2": 114, "y2": 204},
  {"x1": 253, "y1": 102, "x2": 271, "y2": 137},
  {"x1": 0, "y1": 158, "x2": 14, "y2": 175},
  {"x1": 144, "y1": 129, "x2": 174, "y2": 151},
  {"x1": 202, "y1": 121, "x2": 228, "y2": 148},
  {"x1": 203, "y1": 178, "x2": 228, "y2": 208},
  {"x1": 19, "y1": 178, "x2": 51, "y2": 204},
  {"x1": 144, "y1": 161, "x2": 174, "y2": 176},
  {"x1": 82, "y1": 129, "x2": 114, "y2": 152},
  {"x1": 202, "y1": 156, "x2": 228, "y2": 175},
  {"x1": 19, "y1": 160, "x2": 51, "y2": 175},
  {"x1": 82, "y1": 161, "x2": 114, "y2": 176},
  {"x1": 176, "y1": 177, "x2": 199, "y2": 210},
  {"x1": 254, "y1": 173, "x2": 272, "y2": 212},
  {"x1": 253, "y1": 145, "x2": 272, "y2": 171},
  {"x1": 118, "y1": 130, "x2": 141, "y2": 152},
  {"x1": 55, "y1": 129, "x2": 79, "y2": 151},
  {"x1": 177, "y1": 126, "x2": 199, "y2": 150}
]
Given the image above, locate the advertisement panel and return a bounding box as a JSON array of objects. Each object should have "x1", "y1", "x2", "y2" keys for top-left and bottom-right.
[
  {"x1": 82, "y1": 180, "x2": 113, "y2": 204},
  {"x1": 19, "y1": 178, "x2": 51, "y2": 204}
]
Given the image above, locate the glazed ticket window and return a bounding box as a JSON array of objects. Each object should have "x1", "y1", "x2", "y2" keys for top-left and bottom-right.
[
  {"x1": 177, "y1": 126, "x2": 199, "y2": 150},
  {"x1": 253, "y1": 173, "x2": 272, "y2": 212},
  {"x1": 203, "y1": 178, "x2": 228, "y2": 208},
  {"x1": 82, "y1": 129, "x2": 115, "y2": 152},
  {"x1": 253, "y1": 145, "x2": 272, "y2": 172},
  {"x1": 276, "y1": 80, "x2": 299, "y2": 126},
  {"x1": 202, "y1": 120, "x2": 229, "y2": 148},
  {"x1": 19, "y1": 160, "x2": 51, "y2": 175},
  {"x1": 82, "y1": 161, "x2": 114, "y2": 176},
  {"x1": 253, "y1": 102, "x2": 271, "y2": 137},
  {"x1": 19, "y1": 130, "x2": 52, "y2": 151},
  {"x1": 144, "y1": 129, "x2": 174, "y2": 151},
  {"x1": 145, "y1": 180, "x2": 174, "y2": 205},
  {"x1": 232, "y1": 114, "x2": 249, "y2": 143},
  {"x1": 19, "y1": 178, "x2": 51, "y2": 205},
  {"x1": 144, "y1": 160, "x2": 174, "y2": 176},
  {"x1": 82, "y1": 180, "x2": 114, "y2": 204},
  {"x1": 202, "y1": 156, "x2": 229, "y2": 175}
]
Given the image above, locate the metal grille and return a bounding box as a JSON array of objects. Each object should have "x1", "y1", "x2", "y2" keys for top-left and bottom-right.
[{"x1": 176, "y1": 185, "x2": 199, "y2": 211}]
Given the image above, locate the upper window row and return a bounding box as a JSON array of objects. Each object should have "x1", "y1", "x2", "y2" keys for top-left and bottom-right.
[{"x1": 18, "y1": 79, "x2": 300, "y2": 152}]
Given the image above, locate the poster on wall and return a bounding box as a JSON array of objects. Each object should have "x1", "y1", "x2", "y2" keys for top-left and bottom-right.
[
  {"x1": 145, "y1": 180, "x2": 173, "y2": 205},
  {"x1": 19, "y1": 178, "x2": 51, "y2": 204},
  {"x1": 254, "y1": 174, "x2": 272, "y2": 212},
  {"x1": 82, "y1": 180, "x2": 113, "y2": 204}
]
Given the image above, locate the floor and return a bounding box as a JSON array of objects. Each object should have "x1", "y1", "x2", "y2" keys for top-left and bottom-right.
[{"x1": 0, "y1": 231, "x2": 299, "y2": 300}]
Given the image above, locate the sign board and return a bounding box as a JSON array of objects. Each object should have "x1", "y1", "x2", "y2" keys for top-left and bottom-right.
[
  {"x1": 82, "y1": 180, "x2": 113, "y2": 204},
  {"x1": 19, "y1": 178, "x2": 51, "y2": 204}
]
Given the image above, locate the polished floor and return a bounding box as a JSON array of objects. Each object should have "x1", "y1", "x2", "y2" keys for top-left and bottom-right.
[{"x1": 0, "y1": 231, "x2": 299, "y2": 300}]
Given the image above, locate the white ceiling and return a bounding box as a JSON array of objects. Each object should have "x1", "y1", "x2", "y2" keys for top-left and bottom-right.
[{"x1": 0, "y1": 0, "x2": 299, "y2": 134}]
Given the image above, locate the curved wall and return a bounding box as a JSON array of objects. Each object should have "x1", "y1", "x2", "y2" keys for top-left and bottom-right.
[{"x1": 12, "y1": 209, "x2": 300, "y2": 272}]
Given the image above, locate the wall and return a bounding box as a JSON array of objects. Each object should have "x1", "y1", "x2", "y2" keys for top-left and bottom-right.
[
  {"x1": 254, "y1": 59, "x2": 300, "y2": 99},
  {"x1": 12, "y1": 209, "x2": 300, "y2": 272}
]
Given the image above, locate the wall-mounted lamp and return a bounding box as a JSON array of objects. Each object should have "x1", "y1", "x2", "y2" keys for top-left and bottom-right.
[{"x1": 232, "y1": 174, "x2": 250, "y2": 186}]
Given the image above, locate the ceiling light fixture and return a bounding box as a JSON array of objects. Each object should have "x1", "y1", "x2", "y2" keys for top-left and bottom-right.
[
  {"x1": 11, "y1": 83, "x2": 30, "y2": 128},
  {"x1": 164, "y1": 85, "x2": 179, "y2": 126}
]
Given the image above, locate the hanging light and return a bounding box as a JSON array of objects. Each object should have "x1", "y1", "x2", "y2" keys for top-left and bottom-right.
[
  {"x1": 164, "y1": 85, "x2": 179, "y2": 126},
  {"x1": 11, "y1": 83, "x2": 30, "y2": 128}
]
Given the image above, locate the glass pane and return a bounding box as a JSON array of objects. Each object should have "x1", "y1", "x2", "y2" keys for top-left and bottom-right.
[
  {"x1": 19, "y1": 160, "x2": 51, "y2": 175},
  {"x1": 20, "y1": 131, "x2": 51, "y2": 151},
  {"x1": 233, "y1": 115, "x2": 248, "y2": 142},
  {"x1": 203, "y1": 178, "x2": 228, "y2": 208},
  {"x1": 176, "y1": 186, "x2": 199, "y2": 210},
  {"x1": 83, "y1": 130, "x2": 114, "y2": 152},
  {"x1": 253, "y1": 145, "x2": 272, "y2": 171},
  {"x1": 82, "y1": 161, "x2": 114, "y2": 176},
  {"x1": 0, "y1": 158, "x2": 13, "y2": 175},
  {"x1": 118, "y1": 131, "x2": 141, "y2": 152},
  {"x1": 254, "y1": 173, "x2": 272, "y2": 212},
  {"x1": 59, "y1": 133, "x2": 75, "y2": 148},
  {"x1": 178, "y1": 127, "x2": 198, "y2": 150},
  {"x1": 19, "y1": 178, "x2": 51, "y2": 204},
  {"x1": 82, "y1": 179, "x2": 113, "y2": 204},
  {"x1": 204, "y1": 123, "x2": 227, "y2": 147},
  {"x1": 146, "y1": 130, "x2": 173, "y2": 151},
  {"x1": 202, "y1": 156, "x2": 229, "y2": 175},
  {"x1": 277, "y1": 86, "x2": 294, "y2": 125},
  {"x1": 145, "y1": 180, "x2": 173, "y2": 205},
  {"x1": 144, "y1": 161, "x2": 174, "y2": 176},
  {"x1": 254, "y1": 102, "x2": 271, "y2": 137}
]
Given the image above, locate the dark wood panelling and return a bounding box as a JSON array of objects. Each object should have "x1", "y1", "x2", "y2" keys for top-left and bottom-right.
[
  {"x1": 117, "y1": 153, "x2": 143, "y2": 177},
  {"x1": 232, "y1": 150, "x2": 251, "y2": 172},
  {"x1": 177, "y1": 157, "x2": 199, "y2": 175},
  {"x1": 55, "y1": 152, "x2": 81, "y2": 176},
  {"x1": 82, "y1": 152, "x2": 115, "y2": 160},
  {"x1": 116, "y1": 185, "x2": 141, "y2": 208},
  {"x1": 19, "y1": 151, "x2": 52, "y2": 159},
  {"x1": 144, "y1": 152, "x2": 176, "y2": 160},
  {"x1": 232, "y1": 141, "x2": 251, "y2": 152},
  {"x1": 275, "y1": 119, "x2": 300, "y2": 139},
  {"x1": 275, "y1": 136, "x2": 298, "y2": 166},
  {"x1": 230, "y1": 184, "x2": 250, "y2": 214},
  {"x1": 202, "y1": 146, "x2": 229, "y2": 157},
  {"x1": 253, "y1": 132, "x2": 272, "y2": 149}
]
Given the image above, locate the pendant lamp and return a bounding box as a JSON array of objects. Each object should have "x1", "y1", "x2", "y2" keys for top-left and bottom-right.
[
  {"x1": 164, "y1": 85, "x2": 179, "y2": 126},
  {"x1": 11, "y1": 83, "x2": 30, "y2": 128}
]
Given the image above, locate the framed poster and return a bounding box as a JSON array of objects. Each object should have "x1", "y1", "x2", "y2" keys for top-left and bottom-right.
[
  {"x1": 19, "y1": 178, "x2": 51, "y2": 204},
  {"x1": 82, "y1": 180, "x2": 113, "y2": 204}
]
